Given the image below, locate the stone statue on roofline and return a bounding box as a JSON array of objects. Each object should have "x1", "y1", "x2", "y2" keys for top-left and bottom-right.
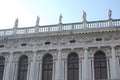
[
  {"x1": 14, "y1": 18, "x2": 18, "y2": 28},
  {"x1": 59, "y1": 14, "x2": 63, "y2": 23},
  {"x1": 82, "y1": 10, "x2": 87, "y2": 22},
  {"x1": 108, "y1": 9, "x2": 112, "y2": 20},
  {"x1": 36, "y1": 16, "x2": 40, "y2": 26}
]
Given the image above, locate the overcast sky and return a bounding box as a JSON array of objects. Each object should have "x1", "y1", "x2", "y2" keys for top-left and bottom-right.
[{"x1": 0, "y1": 0, "x2": 120, "y2": 29}]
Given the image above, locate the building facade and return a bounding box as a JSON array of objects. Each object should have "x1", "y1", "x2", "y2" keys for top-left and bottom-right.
[{"x1": 0, "y1": 16, "x2": 120, "y2": 80}]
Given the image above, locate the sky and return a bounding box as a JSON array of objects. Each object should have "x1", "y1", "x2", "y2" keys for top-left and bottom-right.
[{"x1": 0, "y1": 0, "x2": 120, "y2": 29}]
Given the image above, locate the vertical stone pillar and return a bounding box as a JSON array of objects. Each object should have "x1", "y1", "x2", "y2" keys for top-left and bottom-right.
[
  {"x1": 35, "y1": 26, "x2": 39, "y2": 33},
  {"x1": 83, "y1": 47, "x2": 89, "y2": 80},
  {"x1": 52, "y1": 60, "x2": 55, "y2": 80},
  {"x1": 55, "y1": 49, "x2": 62, "y2": 80},
  {"x1": 13, "y1": 61, "x2": 19, "y2": 80},
  {"x1": 91, "y1": 58, "x2": 95, "y2": 80},
  {"x1": 79, "y1": 58, "x2": 82, "y2": 80},
  {"x1": 111, "y1": 46, "x2": 118, "y2": 79},
  {"x1": 39, "y1": 60, "x2": 42, "y2": 80},
  {"x1": 106, "y1": 58, "x2": 110, "y2": 79},
  {"x1": 27, "y1": 61, "x2": 31, "y2": 80},
  {"x1": 58, "y1": 23, "x2": 62, "y2": 31},
  {"x1": 29, "y1": 51, "x2": 37, "y2": 80},
  {"x1": 5, "y1": 52, "x2": 13, "y2": 80},
  {"x1": 64, "y1": 59, "x2": 67, "y2": 80},
  {"x1": 109, "y1": 19, "x2": 113, "y2": 27},
  {"x1": 3, "y1": 60, "x2": 8, "y2": 80}
]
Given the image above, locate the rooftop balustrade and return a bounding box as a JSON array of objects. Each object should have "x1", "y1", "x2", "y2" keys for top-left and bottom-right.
[{"x1": 0, "y1": 19, "x2": 120, "y2": 36}]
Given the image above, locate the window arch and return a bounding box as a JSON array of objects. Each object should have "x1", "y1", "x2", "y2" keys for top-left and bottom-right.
[
  {"x1": 0, "y1": 56, "x2": 5, "y2": 80},
  {"x1": 67, "y1": 52, "x2": 79, "y2": 80},
  {"x1": 94, "y1": 50, "x2": 107, "y2": 80},
  {"x1": 17, "y1": 55, "x2": 28, "y2": 80},
  {"x1": 42, "y1": 54, "x2": 53, "y2": 80}
]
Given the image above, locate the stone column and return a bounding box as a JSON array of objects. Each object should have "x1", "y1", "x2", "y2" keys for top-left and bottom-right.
[
  {"x1": 5, "y1": 52, "x2": 13, "y2": 80},
  {"x1": 27, "y1": 61, "x2": 31, "y2": 80},
  {"x1": 55, "y1": 49, "x2": 62, "y2": 80},
  {"x1": 39, "y1": 60, "x2": 42, "y2": 80},
  {"x1": 111, "y1": 46, "x2": 118, "y2": 79},
  {"x1": 29, "y1": 51, "x2": 37, "y2": 80},
  {"x1": 83, "y1": 47, "x2": 89, "y2": 80},
  {"x1": 52, "y1": 60, "x2": 55, "y2": 80},
  {"x1": 3, "y1": 60, "x2": 7, "y2": 80},
  {"x1": 13, "y1": 61, "x2": 19, "y2": 80},
  {"x1": 106, "y1": 58, "x2": 110, "y2": 79},
  {"x1": 64, "y1": 59, "x2": 67, "y2": 80},
  {"x1": 79, "y1": 58, "x2": 82, "y2": 80}
]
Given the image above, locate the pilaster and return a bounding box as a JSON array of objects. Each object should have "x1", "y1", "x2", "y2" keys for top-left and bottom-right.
[
  {"x1": 83, "y1": 47, "x2": 90, "y2": 80},
  {"x1": 29, "y1": 50, "x2": 37, "y2": 80},
  {"x1": 111, "y1": 46, "x2": 119, "y2": 79},
  {"x1": 55, "y1": 49, "x2": 62, "y2": 80},
  {"x1": 5, "y1": 52, "x2": 14, "y2": 80}
]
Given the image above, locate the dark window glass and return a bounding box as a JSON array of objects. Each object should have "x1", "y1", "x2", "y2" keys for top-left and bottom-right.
[
  {"x1": 45, "y1": 42, "x2": 51, "y2": 45},
  {"x1": 69, "y1": 39, "x2": 76, "y2": 43},
  {"x1": 42, "y1": 54, "x2": 53, "y2": 80},
  {"x1": 0, "y1": 56, "x2": 5, "y2": 80},
  {"x1": 18, "y1": 55, "x2": 28, "y2": 80},
  {"x1": 0, "y1": 45, "x2": 4, "y2": 48},
  {"x1": 21, "y1": 43, "x2": 27, "y2": 46},
  {"x1": 96, "y1": 38, "x2": 102, "y2": 41},
  {"x1": 68, "y1": 52, "x2": 79, "y2": 80},
  {"x1": 94, "y1": 51, "x2": 107, "y2": 80}
]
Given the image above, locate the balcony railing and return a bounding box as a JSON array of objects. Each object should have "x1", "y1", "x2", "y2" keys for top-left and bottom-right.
[{"x1": 0, "y1": 19, "x2": 120, "y2": 36}]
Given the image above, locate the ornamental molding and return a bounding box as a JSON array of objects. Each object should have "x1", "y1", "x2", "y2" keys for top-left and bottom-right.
[{"x1": 0, "y1": 30, "x2": 120, "y2": 51}]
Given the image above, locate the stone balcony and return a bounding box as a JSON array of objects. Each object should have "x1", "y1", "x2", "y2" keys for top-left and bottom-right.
[{"x1": 0, "y1": 19, "x2": 120, "y2": 36}]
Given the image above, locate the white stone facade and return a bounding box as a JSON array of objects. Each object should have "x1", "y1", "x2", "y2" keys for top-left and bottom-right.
[{"x1": 0, "y1": 19, "x2": 120, "y2": 80}]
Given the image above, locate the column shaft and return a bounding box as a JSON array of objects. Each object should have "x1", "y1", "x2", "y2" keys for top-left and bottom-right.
[
  {"x1": 111, "y1": 46, "x2": 118, "y2": 79},
  {"x1": 83, "y1": 48, "x2": 89, "y2": 80},
  {"x1": 29, "y1": 51, "x2": 37, "y2": 80},
  {"x1": 39, "y1": 61, "x2": 42, "y2": 80},
  {"x1": 5, "y1": 53, "x2": 13, "y2": 80},
  {"x1": 55, "y1": 50, "x2": 62, "y2": 80}
]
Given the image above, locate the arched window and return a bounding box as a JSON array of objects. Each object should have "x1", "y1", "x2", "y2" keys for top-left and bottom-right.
[
  {"x1": 94, "y1": 50, "x2": 107, "y2": 80},
  {"x1": 18, "y1": 55, "x2": 28, "y2": 80},
  {"x1": 68, "y1": 52, "x2": 79, "y2": 80},
  {"x1": 0, "y1": 56, "x2": 5, "y2": 80},
  {"x1": 42, "y1": 54, "x2": 53, "y2": 80}
]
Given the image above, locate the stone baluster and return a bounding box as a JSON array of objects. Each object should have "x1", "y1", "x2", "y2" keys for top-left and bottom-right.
[{"x1": 29, "y1": 51, "x2": 37, "y2": 80}]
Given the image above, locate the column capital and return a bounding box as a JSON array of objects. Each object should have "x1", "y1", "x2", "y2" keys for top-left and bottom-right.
[
  {"x1": 83, "y1": 47, "x2": 88, "y2": 50},
  {"x1": 9, "y1": 51, "x2": 14, "y2": 54},
  {"x1": 32, "y1": 50, "x2": 37, "y2": 53},
  {"x1": 57, "y1": 48, "x2": 62, "y2": 51},
  {"x1": 71, "y1": 48, "x2": 74, "y2": 51},
  {"x1": 110, "y1": 45, "x2": 116, "y2": 48},
  {"x1": 45, "y1": 49, "x2": 49, "y2": 53}
]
